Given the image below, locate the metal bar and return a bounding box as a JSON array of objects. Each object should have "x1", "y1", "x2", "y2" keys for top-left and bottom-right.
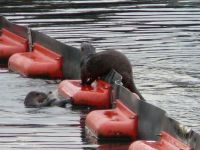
[{"x1": 27, "y1": 27, "x2": 32, "y2": 52}]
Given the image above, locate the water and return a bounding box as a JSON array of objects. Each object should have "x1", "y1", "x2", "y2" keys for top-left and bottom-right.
[{"x1": 0, "y1": 0, "x2": 200, "y2": 149}]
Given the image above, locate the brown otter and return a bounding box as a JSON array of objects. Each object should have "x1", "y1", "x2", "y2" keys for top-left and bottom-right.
[
  {"x1": 24, "y1": 90, "x2": 69, "y2": 108},
  {"x1": 80, "y1": 42, "x2": 145, "y2": 100}
]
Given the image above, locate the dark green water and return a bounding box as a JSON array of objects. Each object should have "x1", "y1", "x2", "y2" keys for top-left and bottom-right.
[{"x1": 0, "y1": 0, "x2": 200, "y2": 149}]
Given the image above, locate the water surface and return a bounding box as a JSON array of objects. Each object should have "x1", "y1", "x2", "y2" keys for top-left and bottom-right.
[{"x1": 0, "y1": 0, "x2": 200, "y2": 149}]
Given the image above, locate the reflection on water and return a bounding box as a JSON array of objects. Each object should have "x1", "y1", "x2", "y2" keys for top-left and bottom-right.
[{"x1": 0, "y1": 0, "x2": 200, "y2": 149}]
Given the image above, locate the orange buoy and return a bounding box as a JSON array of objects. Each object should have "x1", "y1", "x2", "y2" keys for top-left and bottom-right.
[
  {"x1": 129, "y1": 131, "x2": 191, "y2": 150},
  {"x1": 85, "y1": 100, "x2": 138, "y2": 140},
  {"x1": 0, "y1": 28, "x2": 28, "y2": 60},
  {"x1": 58, "y1": 80, "x2": 111, "y2": 108},
  {"x1": 8, "y1": 43, "x2": 63, "y2": 78}
]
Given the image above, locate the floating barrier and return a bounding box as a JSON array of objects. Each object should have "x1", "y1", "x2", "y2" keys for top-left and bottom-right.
[
  {"x1": 128, "y1": 131, "x2": 191, "y2": 150},
  {"x1": 58, "y1": 80, "x2": 111, "y2": 108},
  {"x1": 85, "y1": 100, "x2": 138, "y2": 140},
  {"x1": 0, "y1": 28, "x2": 28, "y2": 60},
  {"x1": 8, "y1": 43, "x2": 63, "y2": 78}
]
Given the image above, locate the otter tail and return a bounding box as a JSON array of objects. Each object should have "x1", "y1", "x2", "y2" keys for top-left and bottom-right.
[
  {"x1": 130, "y1": 82, "x2": 145, "y2": 101},
  {"x1": 121, "y1": 73, "x2": 145, "y2": 101}
]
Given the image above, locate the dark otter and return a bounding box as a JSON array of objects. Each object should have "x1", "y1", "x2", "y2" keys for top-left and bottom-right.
[
  {"x1": 24, "y1": 90, "x2": 69, "y2": 108},
  {"x1": 80, "y1": 42, "x2": 145, "y2": 100}
]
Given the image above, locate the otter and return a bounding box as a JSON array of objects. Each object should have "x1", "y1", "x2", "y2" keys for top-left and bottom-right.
[
  {"x1": 80, "y1": 42, "x2": 145, "y2": 100},
  {"x1": 24, "y1": 90, "x2": 70, "y2": 108}
]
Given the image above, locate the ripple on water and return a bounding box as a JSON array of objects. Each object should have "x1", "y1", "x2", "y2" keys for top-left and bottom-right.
[{"x1": 0, "y1": 0, "x2": 200, "y2": 149}]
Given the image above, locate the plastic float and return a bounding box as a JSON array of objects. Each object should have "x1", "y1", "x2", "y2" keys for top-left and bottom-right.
[
  {"x1": 85, "y1": 100, "x2": 138, "y2": 140},
  {"x1": 129, "y1": 131, "x2": 191, "y2": 150},
  {"x1": 98, "y1": 143, "x2": 130, "y2": 150},
  {"x1": 58, "y1": 80, "x2": 111, "y2": 108},
  {"x1": 8, "y1": 43, "x2": 63, "y2": 78},
  {"x1": 0, "y1": 28, "x2": 28, "y2": 61}
]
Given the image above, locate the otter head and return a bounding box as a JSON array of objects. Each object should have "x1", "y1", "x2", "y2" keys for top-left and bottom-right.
[
  {"x1": 24, "y1": 91, "x2": 50, "y2": 108},
  {"x1": 80, "y1": 42, "x2": 96, "y2": 85},
  {"x1": 24, "y1": 91, "x2": 69, "y2": 108},
  {"x1": 81, "y1": 42, "x2": 96, "y2": 56}
]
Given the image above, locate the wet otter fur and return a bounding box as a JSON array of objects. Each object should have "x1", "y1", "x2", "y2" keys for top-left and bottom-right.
[
  {"x1": 24, "y1": 90, "x2": 69, "y2": 108},
  {"x1": 80, "y1": 42, "x2": 144, "y2": 100}
]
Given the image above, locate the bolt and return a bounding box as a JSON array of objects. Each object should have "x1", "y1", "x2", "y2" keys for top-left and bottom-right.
[
  {"x1": 116, "y1": 132, "x2": 120, "y2": 136},
  {"x1": 103, "y1": 86, "x2": 109, "y2": 89}
]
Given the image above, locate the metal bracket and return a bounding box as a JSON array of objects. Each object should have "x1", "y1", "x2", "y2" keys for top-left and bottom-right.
[{"x1": 27, "y1": 26, "x2": 32, "y2": 51}]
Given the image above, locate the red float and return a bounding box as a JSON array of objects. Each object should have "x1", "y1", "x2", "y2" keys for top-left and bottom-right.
[
  {"x1": 85, "y1": 100, "x2": 138, "y2": 140},
  {"x1": 129, "y1": 131, "x2": 191, "y2": 150},
  {"x1": 8, "y1": 43, "x2": 63, "y2": 78},
  {"x1": 0, "y1": 28, "x2": 28, "y2": 59},
  {"x1": 58, "y1": 80, "x2": 111, "y2": 108}
]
